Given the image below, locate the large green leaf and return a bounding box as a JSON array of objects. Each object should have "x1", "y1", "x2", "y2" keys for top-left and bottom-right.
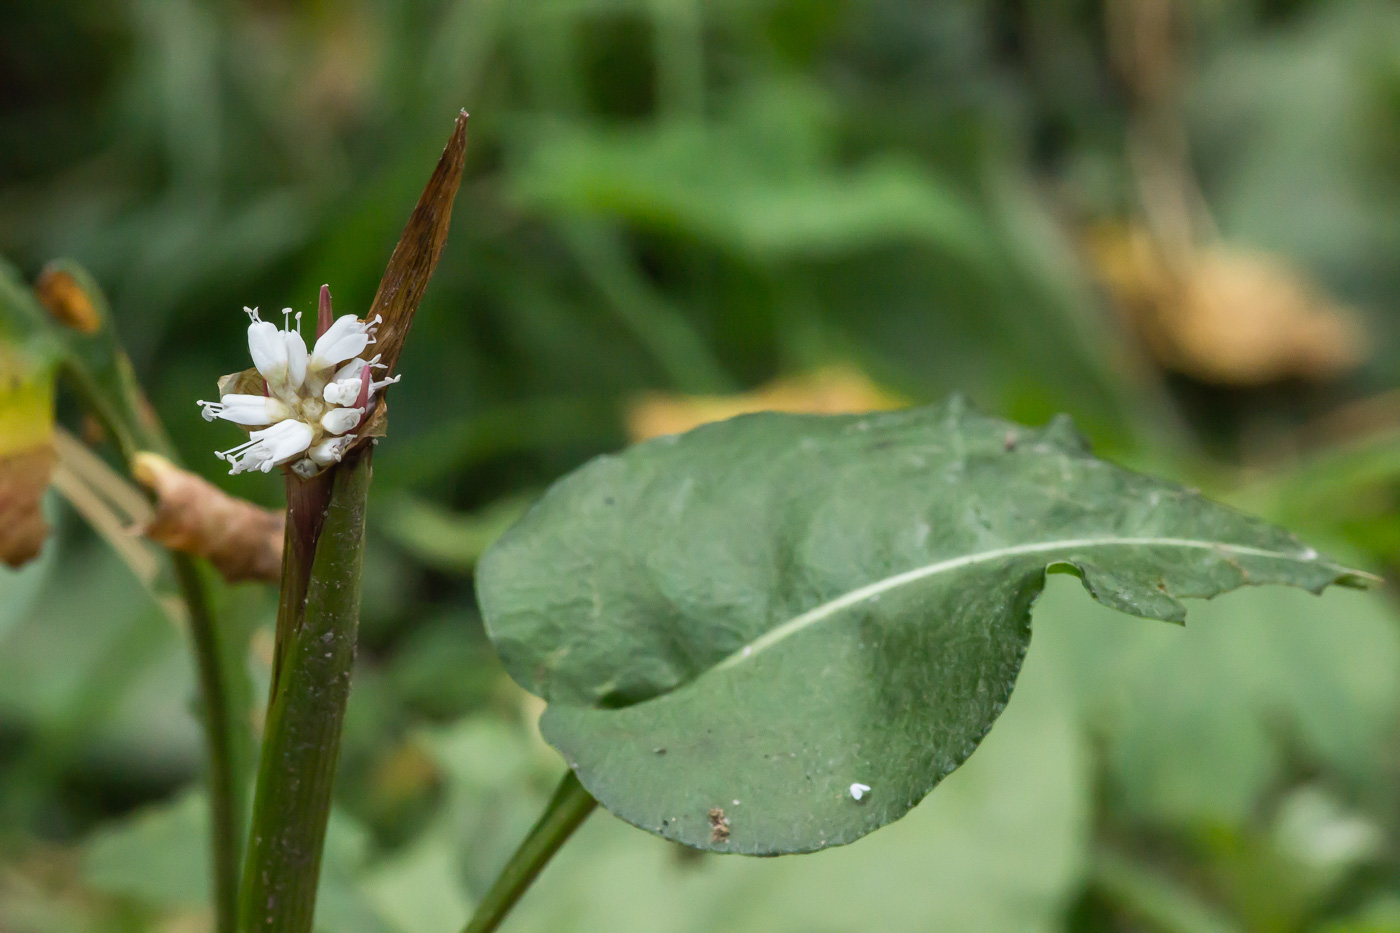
[{"x1": 477, "y1": 400, "x2": 1367, "y2": 854}]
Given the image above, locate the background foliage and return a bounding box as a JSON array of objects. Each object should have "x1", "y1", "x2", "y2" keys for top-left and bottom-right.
[{"x1": 2, "y1": 0, "x2": 1400, "y2": 930}]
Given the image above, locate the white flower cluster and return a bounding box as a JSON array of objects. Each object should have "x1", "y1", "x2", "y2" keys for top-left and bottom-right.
[{"x1": 199, "y1": 295, "x2": 398, "y2": 476}]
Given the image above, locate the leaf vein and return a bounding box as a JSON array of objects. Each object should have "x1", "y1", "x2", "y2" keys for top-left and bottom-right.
[{"x1": 715, "y1": 537, "x2": 1340, "y2": 670}]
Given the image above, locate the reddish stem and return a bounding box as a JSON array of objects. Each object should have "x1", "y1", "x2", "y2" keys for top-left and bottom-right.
[{"x1": 317, "y1": 285, "x2": 333, "y2": 338}]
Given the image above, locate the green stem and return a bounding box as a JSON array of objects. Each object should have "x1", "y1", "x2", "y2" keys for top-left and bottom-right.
[
  {"x1": 54, "y1": 320, "x2": 249, "y2": 933},
  {"x1": 172, "y1": 553, "x2": 242, "y2": 933},
  {"x1": 462, "y1": 770, "x2": 598, "y2": 933},
  {"x1": 238, "y1": 453, "x2": 373, "y2": 933}
]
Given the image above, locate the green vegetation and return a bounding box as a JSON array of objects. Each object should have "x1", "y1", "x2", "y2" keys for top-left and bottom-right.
[{"x1": 3, "y1": 2, "x2": 1400, "y2": 932}]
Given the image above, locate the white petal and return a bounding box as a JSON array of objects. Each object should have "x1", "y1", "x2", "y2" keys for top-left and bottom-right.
[
  {"x1": 320, "y1": 407, "x2": 363, "y2": 435},
  {"x1": 257, "y1": 417, "x2": 313, "y2": 453},
  {"x1": 201, "y1": 394, "x2": 288, "y2": 426},
  {"x1": 247, "y1": 320, "x2": 287, "y2": 383},
  {"x1": 218, "y1": 418, "x2": 314, "y2": 474},
  {"x1": 322, "y1": 378, "x2": 360, "y2": 407},
  {"x1": 309, "y1": 436, "x2": 353, "y2": 465},
  {"x1": 309, "y1": 315, "x2": 370, "y2": 371},
  {"x1": 332, "y1": 357, "x2": 368, "y2": 383},
  {"x1": 283, "y1": 329, "x2": 308, "y2": 390}
]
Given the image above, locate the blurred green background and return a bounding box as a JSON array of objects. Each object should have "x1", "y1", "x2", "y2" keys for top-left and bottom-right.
[{"x1": 4, "y1": 0, "x2": 1400, "y2": 930}]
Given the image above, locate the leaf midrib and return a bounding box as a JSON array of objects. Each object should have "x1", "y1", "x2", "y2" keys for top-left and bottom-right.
[{"x1": 713, "y1": 536, "x2": 1344, "y2": 672}]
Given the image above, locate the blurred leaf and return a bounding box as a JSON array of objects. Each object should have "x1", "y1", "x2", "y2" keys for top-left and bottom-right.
[
  {"x1": 83, "y1": 788, "x2": 210, "y2": 909},
  {"x1": 83, "y1": 787, "x2": 393, "y2": 933},
  {"x1": 1090, "y1": 847, "x2": 1243, "y2": 933},
  {"x1": 376, "y1": 398, "x2": 620, "y2": 491},
  {"x1": 1317, "y1": 895, "x2": 1400, "y2": 933},
  {"x1": 378, "y1": 493, "x2": 531, "y2": 574},
  {"x1": 0, "y1": 543, "x2": 200, "y2": 777},
  {"x1": 361, "y1": 834, "x2": 471, "y2": 933},
  {"x1": 1037, "y1": 576, "x2": 1400, "y2": 827},
  {"x1": 479, "y1": 401, "x2": 1362, "y2": 853},
  {"x1": 513, "y1": 85, "x2": 992, "y2": 262},
  {"x1": 382, "y1": 615, "x2": 502, "y2": 719}
]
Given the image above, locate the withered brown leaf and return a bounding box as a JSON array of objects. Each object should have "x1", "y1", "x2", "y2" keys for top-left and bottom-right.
[
  {"x1": 0, "y1": 446, "x2": 55, "y2": 567},
  {"x1": 366, "y1": 110, "x2": 468, "y2": 376},
  {"x1": 134, "y1": 452, "x2": 286, "y2": 583}
]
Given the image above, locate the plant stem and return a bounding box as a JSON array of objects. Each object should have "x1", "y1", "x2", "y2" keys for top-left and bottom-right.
[
  {"x1": 462, "y1": 770, "x2": 598, "y2": 933},
  {"x1": 171, "y1": 552, "x2": 243, "y2": 933},
  {"x1": 238, "y1": 452, "x2": 372, "y2": 933},
  {"x1": 53, "y1": 318, "x2": 250, "y2": 933}
]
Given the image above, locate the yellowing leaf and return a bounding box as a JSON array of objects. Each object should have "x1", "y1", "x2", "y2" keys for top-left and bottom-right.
[
  {"x1": 1088, "y1": 225, "x2": 1364, "y2": 386},
  {"x1": 0, "y1": 342, "x2": 57, "y2": 567},
  {"x1": 626, "y1": 365, "x2": 903, "y2": 442}
]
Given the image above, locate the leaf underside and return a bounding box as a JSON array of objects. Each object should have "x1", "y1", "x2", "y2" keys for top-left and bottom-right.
[{"x1": 477, "y1": 399, "x2": 1367, "y2": 855}]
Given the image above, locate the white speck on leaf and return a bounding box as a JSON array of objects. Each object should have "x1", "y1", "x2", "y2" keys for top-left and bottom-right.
[{"x1": 850, "y1": 783, "x2": 870, "y2": 801}]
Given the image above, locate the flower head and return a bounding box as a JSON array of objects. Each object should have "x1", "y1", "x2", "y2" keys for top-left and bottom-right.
[{"x1": 198, "y1": 287, "x2": 399, "y2": 476}]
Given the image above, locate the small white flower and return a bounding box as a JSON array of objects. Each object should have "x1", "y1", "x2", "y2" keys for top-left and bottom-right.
[
  {"x1": 323, "y1": 354, "x2": 402, "y2": 407},
  {"x1": 201, "y1": 291, "x2": 401, "y2": 475},
  {"x1": 217, "y1": 418, "x2": 315, "y2": 474},
  {"x1": 309, "y1": 314, "x2": 380, "y2": 373},
  {"x1": 308, "y1": 435, "x2": 354, "y2": 466},
  {"x1": 322, "y1": 359, "x2": 367, "y2": 406},
  {"x1": 198, "y1": 394, "x2": 290, "y2": 425},
  {"x1": 246, "y1": 312, "x2": 288, "y2": 385},
  {"x1": 849, "y1": 783, "x2": 870, "y2": 801},
  {"x1": 320, "y1": 407, "x2": 363, "y2": 435},
  {"x1": 245, "y1": 307, "x2": 311, "y2": 396}
]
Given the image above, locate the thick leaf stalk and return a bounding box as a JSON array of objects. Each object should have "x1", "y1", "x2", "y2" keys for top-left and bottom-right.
[{"x1": 239, "y1": 450, "x2": 372, "y2": 933}]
